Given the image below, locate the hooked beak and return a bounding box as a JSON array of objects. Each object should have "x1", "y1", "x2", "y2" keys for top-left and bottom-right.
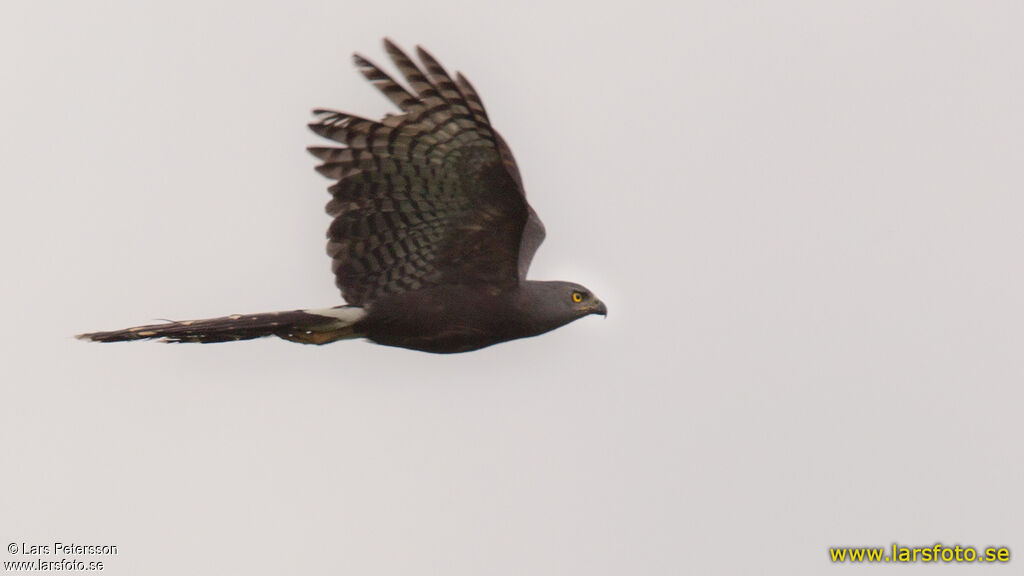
[{"x1": 588, "y1": 300, "x2": 607, "y2": 318}]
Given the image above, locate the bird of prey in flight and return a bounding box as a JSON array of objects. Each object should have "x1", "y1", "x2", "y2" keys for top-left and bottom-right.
[{"x1": 78, "y1": 39, "x2": 606, "y2": 353}]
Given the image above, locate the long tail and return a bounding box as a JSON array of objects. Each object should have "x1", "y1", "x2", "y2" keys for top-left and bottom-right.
[{"x1": 77, "y1": 306, "x2": 367, "y2": 345}]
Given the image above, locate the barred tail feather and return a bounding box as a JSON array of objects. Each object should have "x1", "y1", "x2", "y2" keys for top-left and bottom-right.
[{"x1": 77, "y1": 306, "x2": 366, "y2": 345}]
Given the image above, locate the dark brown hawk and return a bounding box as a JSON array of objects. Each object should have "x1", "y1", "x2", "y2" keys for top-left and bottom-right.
[{"x1": 78, "y1": 39, "x2": 605, "y2": 353}]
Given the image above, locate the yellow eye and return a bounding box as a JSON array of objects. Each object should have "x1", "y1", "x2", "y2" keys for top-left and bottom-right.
[{"x1": 572, "y1": 291, "x2": 584, "y2": 303}]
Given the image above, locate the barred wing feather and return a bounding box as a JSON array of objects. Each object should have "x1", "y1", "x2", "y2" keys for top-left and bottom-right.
[{"x1": 308, "y1": 39, "x2": 545, "y2": 306}]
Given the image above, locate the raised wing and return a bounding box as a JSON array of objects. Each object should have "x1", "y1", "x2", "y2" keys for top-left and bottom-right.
[{"x1": 309, "y1": 39, "x2": 544, "y2": 306}]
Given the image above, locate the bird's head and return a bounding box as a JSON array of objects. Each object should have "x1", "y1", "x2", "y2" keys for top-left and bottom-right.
[
  {"x1": 517, "y1": 281, "x2": 606, "y2": 336},
  {"x1": 561, "y1": 282, "x2": 607, "y2": 318}
]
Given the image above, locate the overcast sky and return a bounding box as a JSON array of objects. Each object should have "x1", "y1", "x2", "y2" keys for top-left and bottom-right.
[{"x1": 2, "y1": 1, "x2": 1022, "y2": 574}]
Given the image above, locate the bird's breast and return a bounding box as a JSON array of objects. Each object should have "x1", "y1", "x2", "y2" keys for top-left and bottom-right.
[{"x1": 357, "y1": 285, "x2": 528, "y2": 353}]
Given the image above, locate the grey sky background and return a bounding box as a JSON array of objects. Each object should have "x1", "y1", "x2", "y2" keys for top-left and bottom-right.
[{"x1": 2, "y1": 1, "x2": 1022, "y2": 574}]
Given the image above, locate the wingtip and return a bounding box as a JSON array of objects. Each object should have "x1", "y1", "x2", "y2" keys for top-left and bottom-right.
[
  {"x1": 414, "y1": 44, "x2": 438, "y2": 63},
  {"x1": 455, "y1": 71, "x2": 474, "y2": 89},
  {"x1": 382, "y1": 37, "x2": 408, "y2": 59}
]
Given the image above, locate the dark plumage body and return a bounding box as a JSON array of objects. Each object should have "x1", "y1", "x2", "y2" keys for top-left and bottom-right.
[
  {"x1": 78, "y1": 39, "x2": 605, "y2": 353},
  {"x1": 358, "y1": 282, "x2": 602, "y2": 353}
]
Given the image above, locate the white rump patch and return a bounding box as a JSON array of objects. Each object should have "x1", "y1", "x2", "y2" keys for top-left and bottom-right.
[{"x1": 304, "y1": 306, "x2": 367, "y2": 325}]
